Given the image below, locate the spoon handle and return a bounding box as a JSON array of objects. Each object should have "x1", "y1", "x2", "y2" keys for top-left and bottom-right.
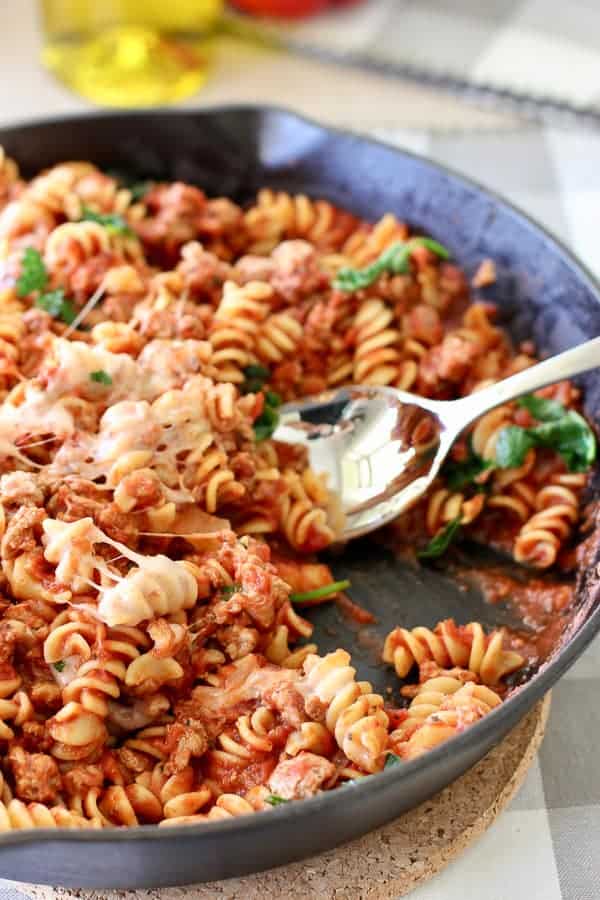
[{"x1": 453, "y1": 335, "x2": 600, "y2": 424}]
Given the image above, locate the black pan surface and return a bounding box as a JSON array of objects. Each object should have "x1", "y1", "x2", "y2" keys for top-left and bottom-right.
[{"x1": 1, "y1": 106, "x2": 600, "y2": 888}]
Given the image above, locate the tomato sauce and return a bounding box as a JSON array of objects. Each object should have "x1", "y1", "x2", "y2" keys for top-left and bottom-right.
[{"x1": 453, "y1": 565, "x2": 576, "y2": 667}]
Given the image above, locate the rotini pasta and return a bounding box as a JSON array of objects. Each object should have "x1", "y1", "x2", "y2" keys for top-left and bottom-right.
[
  {"x1": 382, "y1": 619, "x2": 524, "y2": 686},
  {"x1": 0, "y1": 150, "x2": 589, "y2": 830}
]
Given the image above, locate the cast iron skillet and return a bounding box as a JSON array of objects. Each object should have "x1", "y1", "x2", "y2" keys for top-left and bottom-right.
[{"x1": 1, "y1": 106, "x2": 600, "y2": 889}]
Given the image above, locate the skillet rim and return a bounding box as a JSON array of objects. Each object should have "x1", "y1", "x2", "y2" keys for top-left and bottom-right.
[{"x1": 0, "y1": 103, "x2": 598, "y2": 849}]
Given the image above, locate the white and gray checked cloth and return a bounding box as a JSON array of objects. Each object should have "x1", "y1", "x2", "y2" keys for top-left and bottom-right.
[
  {"x1": 3, "y1": 2, "x2": 600, "y2": 899},
  {"x1": 244, "y1": 0, "x2": 600, "y2": 123}
]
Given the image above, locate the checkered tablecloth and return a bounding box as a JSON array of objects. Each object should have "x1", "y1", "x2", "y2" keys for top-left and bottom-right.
[
  {"x1": 0, "y1": 123, "x2": 597, "y2": 900},
  {"x1": 248, "y1": 0, "x2": 600, "y2": 123}
]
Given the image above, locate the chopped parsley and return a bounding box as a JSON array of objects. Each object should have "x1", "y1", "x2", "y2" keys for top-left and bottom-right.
[
  {"x1": 90, "y1": 370, "x2": 113, "y2": 385},
  {"x1": 106, "y1": 169, "x2": 154, "y2": 202},
  {"x1": 265, "y1": 794, "x2": 289, "y2": 806},
  {"x1": 418, "y1": 517, "x2": 462, "y2": 560},
  {"x1": 17, "y1": 247, "x2": 78, "y2": 325},
  {"x1": 290, "y1": 579, "x2": 352, "y2": 604},
  {"x1": 334, "y1": 237, "x2": 450, "y2": 293},
  {"x1": 384, "y1": 752, "x2": 402, "y2": 769},
  {"x1": 35, "y1": 289, "x2": 77, "y2": 325},
  {"x1": 219, "y1": 583, "x2": 242, "y2": 600},
  {"x1": 53, "y1": 660, "x2": 66, "y2": 672},
  {"x1": 17, "y1": 247, "x2": 48, "y2": 296},
  {"x1": 81, "y1": 206, "x2": 134, "y2": 237}
]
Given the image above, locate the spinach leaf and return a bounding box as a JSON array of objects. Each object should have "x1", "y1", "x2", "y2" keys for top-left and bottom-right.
[
  {"x1": 442, "y1": 443, "x2": 494, "y2": 490},
  {"x1": 517, "y1": 394, "x2": 565, "y2": 422},
  {"x1": 334, "y1": 237, "x2": 450, "y2": 293},
  {"x1": 290, "y1": 579, "x2": 351, "y2": 604},
  {"x1": 241, "y1": 363, "x2": 270, "y2": 395},
  {"x1": 418, "y1": 517, "x2": 462, "y2": 560},
  {"x1": 495, "y1": 400, "x2": 596, "y2": 473},
  {"x1": 532, "y1": 410, "x2": 596, "y2": 472},
  {"x1": 494, "y1": 426, "x2": 536, "y2": 469},
  {"x1": 253, "y1": 392, "x2": 281, "y2": 442}
]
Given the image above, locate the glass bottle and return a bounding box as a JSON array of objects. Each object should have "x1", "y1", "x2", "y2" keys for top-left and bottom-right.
[{"x1": 40, "y1": 1, "x2": 223, "y2": 107}]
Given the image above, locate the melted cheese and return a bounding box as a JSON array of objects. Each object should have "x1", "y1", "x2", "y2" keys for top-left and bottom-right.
[
  {"x1": 0, "y1": 386, "x2": 75, "y2": 460},
  {"x1": 42, "y1": 517, "x2": 198, "y2": 626}
]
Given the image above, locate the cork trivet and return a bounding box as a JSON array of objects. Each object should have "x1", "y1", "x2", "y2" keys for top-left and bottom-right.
[{"x1": 17, "y1": 694, "x2": 549, "y2": 900}]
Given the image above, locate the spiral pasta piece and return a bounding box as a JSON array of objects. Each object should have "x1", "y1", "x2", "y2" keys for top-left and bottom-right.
[
  {"x1": 390, "y1": 674, "x2": 468, "y2": 743},
  {"x1": 0, "y1": 148, "x2": 20, "y2": 206},
  {"x1": 351, "y1": 298, "x2": 402, "y2": 385},
  {"x1": 264, "y1": 624, "x2": 318, "y2": 670},
  {"x1": 341, "y1": 214, "x2": 409, "y2": 267},
  {"x1": 244, "y1": 190, "x2": 359, "y2": 254},
  {"x1": 514, "y1": 475, "x2": 584, "y2": 568},
  {"x1": 44, "y1": 221, "x2": 141, "y2": 276},
  {"x1": 279, "y1": 469, "x2": 337, "y2": 552},
  {"x1": 382, "y1": 619, "x2": 523, "y2": 685},
  {"x1": 300, "y1": 650, "x2": 388, "y2": 773},
  {"x1": 209, "y1": 281, "x2": 272, "y2": 383},
  {"x1": 256, "y1": 311, "x2": 303, "y2": 365},
  {"x1": 391, "y1": 680, "x2": 502, "y2": 761},
  {"x1": 425, "y1": 488, "x2": 486, "y2": 536},
  {"x1": 0, "y1": 799, "x2": 100, "y2": 831},
  {"x1": 23, "y1": 161, "x2": 130, "y2": 221}
]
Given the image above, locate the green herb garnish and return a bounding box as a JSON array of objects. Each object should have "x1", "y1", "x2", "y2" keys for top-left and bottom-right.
[
  {"x1": 494, "y1": 427, "x2": 536, "y2": 470},
  {"x1": 384, "y1": 752, "x2": 402, "y2": 769},
  {"x1": 241, "y1": 364, "x2": 270, "y2": 395},
  {"x1": 290, "y1": 579, "x2": 351, "y2": 605},
  {"x1": 442, "y1": 442, "x2": 494, "y2": 491},
  {"x1": 81, "y1": 206, "x2": 134, "y2": 237},
  {"x1": 265, "y1": 794, "x2": 289, "y2": 806},
  {"x1": 495, "y1": 396, "x2": 596, "y2": 473},
  {"x1": 219, "y1": 583, "x2": 242, "y2": 600},
  {"x1": 253, "y1": 392, "x2": 281, "y2": 442},
  {"x1": 106, "y1": 170, "x2": 153, "y2": 202},
  {"x1": 90, "y1": 370, "x2": 113, "y2": 385},
  {"x1": 129, "y1": 181, "x2": 153, "y2": 202},
  {"x1": 334, "y1": 237, "x2": 450, "y2": 293},
  {"x1": 265, "y1": 391, "x2": 281, "y2": 409},
  {"x1": 517, "y1": 394, "x2": 565, "y2": 422},
  {"x1": 35, "y1": 289, "x2": 77, "y2": 325},
  {"x1": 53, "y1": 660, "x2": 66, "y2": 672},
  {"x1": 17, "y1": 247, "x2": 48, "y2": 296},
  {"x1": 418, "y1": 517, "x2": 462, "y2": 560}
]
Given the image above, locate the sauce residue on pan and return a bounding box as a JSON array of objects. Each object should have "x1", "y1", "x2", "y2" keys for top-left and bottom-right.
[
  {"x1": 335, "y1": 591, "x2": 376, "y2": 625},
  {"x1": 453, "y1": 565, "x2": 575, "y2": 667}
]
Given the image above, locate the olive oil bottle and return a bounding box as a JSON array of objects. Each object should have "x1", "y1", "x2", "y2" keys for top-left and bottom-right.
[{"x1": 40, "y1": 0, "x2": 223, "y2": 107}]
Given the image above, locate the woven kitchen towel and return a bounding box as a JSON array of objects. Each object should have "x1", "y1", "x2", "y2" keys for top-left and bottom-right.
[{"x1": 230, "y1": 0, "x2": 600, "y2": 124}]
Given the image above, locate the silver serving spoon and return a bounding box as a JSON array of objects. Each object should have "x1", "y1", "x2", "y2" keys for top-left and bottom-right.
[{"x1": 273, "y1": 336, "x2": 600, "y2": 541}]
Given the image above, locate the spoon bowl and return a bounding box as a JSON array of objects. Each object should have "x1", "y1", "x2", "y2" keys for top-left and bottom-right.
[{"x1": 273, "y1": 335, "x2": 600, "y2": 540}]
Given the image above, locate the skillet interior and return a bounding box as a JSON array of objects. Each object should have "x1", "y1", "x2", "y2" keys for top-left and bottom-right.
[{"x1": 1, "y1": 106, "x2": 600, "y2": 888}]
